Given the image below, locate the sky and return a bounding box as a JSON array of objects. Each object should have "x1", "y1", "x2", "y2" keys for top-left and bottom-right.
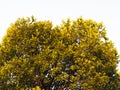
[{"x1": 0, "y1": 0, "x2": 120, "y2": 68}]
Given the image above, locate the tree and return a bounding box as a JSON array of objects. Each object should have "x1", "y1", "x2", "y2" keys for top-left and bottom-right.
[{"x1": 0, "y1": 16, "x2": 119, "y2": 90}]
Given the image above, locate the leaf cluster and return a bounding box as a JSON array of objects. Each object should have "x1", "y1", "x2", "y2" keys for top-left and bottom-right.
[{"x1": 0, "y1": 16, "x2": 119, "y2": 90}]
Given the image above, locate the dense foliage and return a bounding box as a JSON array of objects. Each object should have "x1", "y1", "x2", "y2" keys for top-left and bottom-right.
[{"x1": 0, "y1": 17, "x2": 119, "y2": 90}]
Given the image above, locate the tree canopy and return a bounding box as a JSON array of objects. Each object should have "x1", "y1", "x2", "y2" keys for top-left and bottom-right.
[{"x1": 0, "y1": 16, "x2": 119, "y2": 90}]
